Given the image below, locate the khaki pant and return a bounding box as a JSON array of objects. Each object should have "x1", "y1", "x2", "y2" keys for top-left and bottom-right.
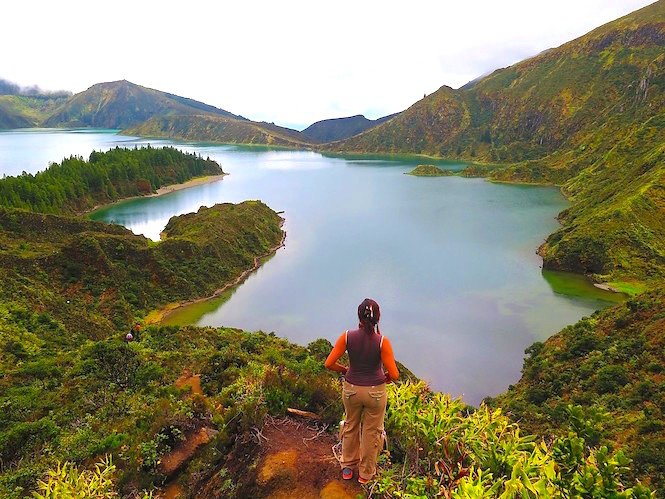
[{"x1": 341, "y1": 380, "x2": 387, "y2": 481}]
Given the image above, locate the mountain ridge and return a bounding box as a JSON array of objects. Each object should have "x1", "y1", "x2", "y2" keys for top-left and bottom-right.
[
  {"x1": 301, "y1": 112, "x2": 399, "y2": 142},
  {"x1": 42, "y1": 80, "x2": 242, "y2": 129}
]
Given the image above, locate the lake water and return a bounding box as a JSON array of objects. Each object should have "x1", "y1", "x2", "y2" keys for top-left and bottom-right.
[{"x1": 0, "y1": 129, "x2": 621, "y2": 404}]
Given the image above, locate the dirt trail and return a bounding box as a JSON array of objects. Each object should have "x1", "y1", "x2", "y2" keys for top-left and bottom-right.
[
  {"x1": 175, "y1": 371, "x2": 203, "y2": 396},
  {"x1": 159, "y1": 371, "x2": 362, "y2": 498},
  {"x1": 253, "y1": 416, "x2": 364, "y2": 499}
]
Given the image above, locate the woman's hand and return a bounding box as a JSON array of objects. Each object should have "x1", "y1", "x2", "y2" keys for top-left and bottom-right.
[{"x1": 384, "y1": 372, "x2": 392, "y2": 384}]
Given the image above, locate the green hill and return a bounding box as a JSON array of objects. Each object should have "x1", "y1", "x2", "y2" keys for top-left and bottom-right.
[
  {"x1": 0, "y1": 95, "x2": 68, "y2": 128},
  {"x1": 125, "y1": 114, "x2": 316, "y2": 148},
  {"x1": 42, "y1": 80, "x2": 242, "y2": 129},
  {"x1": 332, "y1": 1, "x2": 665, "y2": 169},
  {"x1": 302, "y1": 113, "x2": 399, "y2": 142},
  {"x1": 1, "y1": 79, "x2": 317, "y2": 148},
  {"x1": 493, "y1": 287, "x2": 665, "y2": 493},
  {"x1": 0, "y1": 200, "x2": 283, "y2": 337}
]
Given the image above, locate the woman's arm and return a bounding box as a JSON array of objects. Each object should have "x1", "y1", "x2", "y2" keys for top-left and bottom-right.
[
  {"x1": 324, "y1": 332, "x2": 348, "y2": 375},
  {"x1": 381, "y1": 337, "x2": 399, "y2": 382}
]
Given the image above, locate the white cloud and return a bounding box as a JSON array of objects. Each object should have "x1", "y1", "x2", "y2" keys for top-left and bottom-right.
[{"x1": 0, "y1": 0, "x2": 655, "y2": 129}]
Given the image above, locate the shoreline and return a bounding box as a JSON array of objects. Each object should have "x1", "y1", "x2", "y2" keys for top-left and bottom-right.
[
  {"x1": 145, "y1": 220, "x2": 287, "y2": 325},
  {"x1": 85, "y1": 173, "x2": 227, "y2": 216}
]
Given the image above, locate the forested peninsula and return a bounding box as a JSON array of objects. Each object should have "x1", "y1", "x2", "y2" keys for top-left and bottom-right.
[{"x1": 0, "y1": 146, "x2": 223, "y2": 215}]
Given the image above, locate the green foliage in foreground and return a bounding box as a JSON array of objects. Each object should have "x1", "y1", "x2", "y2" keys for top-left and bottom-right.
[
  {"x1": 31, "y1": 455, "x2": 154, "y2": 499},
  {"x1": 0, "y1": 324, "x2": 341, "y2": 497},
  {"x1": 494, "y1": 287, "x2": 665, "y2": 494},
  {"x1": 372, "y1": 381, "x2": 653, "y2": 498},
  {"x1": 0, "y1": 146, "x2": 222, "y2": 214}
]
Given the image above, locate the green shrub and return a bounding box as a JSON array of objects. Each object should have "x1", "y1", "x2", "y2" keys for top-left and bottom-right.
[
  {"x1": 370, "y1": 381, "x2": 652, "y2": 497},
  {"x1": 83, "y1": 341, "x2": 142, "y2": 389},
  {"x1": 0, "y1": 418, "x2": 59, "y2": 464},
  {"x1": 32, "y1": 455, "x2": 152, "y2": 499},
  {"x1": 596, "y1": 365, "x2": 629, "y2": 394}
]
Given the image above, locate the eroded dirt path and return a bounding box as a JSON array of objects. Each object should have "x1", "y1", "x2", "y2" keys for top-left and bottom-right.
[
  {"x1": 158, "y1": 370, "x2": 362, "y2": 498},
  {"x1": 254, "y1": 417, "x2": 364, "y2": 499}
]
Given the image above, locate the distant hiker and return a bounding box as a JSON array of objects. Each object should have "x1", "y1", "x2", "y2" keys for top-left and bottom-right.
[
  {"x1": 131, "y1": 322, "x2": 141, "y2": 341},
  {"x1": 324, "y1": 298, "x2": 399, "y2": 484}
]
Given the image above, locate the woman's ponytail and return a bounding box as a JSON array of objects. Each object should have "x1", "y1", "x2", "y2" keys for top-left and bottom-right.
[{"x1": 357, "y1": 298, "x2": 381, "y2": 335}]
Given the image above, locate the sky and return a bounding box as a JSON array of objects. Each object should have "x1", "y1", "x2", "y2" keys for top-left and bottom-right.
[{"x1": 1, "y1": 0, "x2": 656, "y2": 130}]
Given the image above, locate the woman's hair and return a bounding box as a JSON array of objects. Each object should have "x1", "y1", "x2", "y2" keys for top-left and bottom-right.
[{"x1": 358, "y1": 298, "x2": 380, "y2": 334}]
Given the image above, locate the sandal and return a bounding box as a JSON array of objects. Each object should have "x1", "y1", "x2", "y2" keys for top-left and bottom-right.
[
  {"x1": 342, "y1": 467, "x2": 353, "y2": 480},
  {"x1": 358, "y1": 476, "x2": 369, "y2": 484}
]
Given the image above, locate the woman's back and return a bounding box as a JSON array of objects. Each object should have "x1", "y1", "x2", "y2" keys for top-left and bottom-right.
[{"x1": 345, "y1": 328, "x2": 385, "y2": 386}]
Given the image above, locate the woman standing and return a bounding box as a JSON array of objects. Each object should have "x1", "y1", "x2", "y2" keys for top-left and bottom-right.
[{"x1": 324, "y1": 298, "x2": 399, "y2": 484}]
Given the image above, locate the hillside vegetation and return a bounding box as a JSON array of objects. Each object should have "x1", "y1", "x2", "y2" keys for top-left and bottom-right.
[
  {"x1": 0, "y1": 95, "x2": 68, "y2": 128},
  {"x1": 332, "y1": 1, "x2": 665, "y2": 170},
  {"x1": 42, "y1": 80, "x2": 242, "y2": 129},
  {"x1": 493, "y1": 287, "x2": 665, "y2": 493},
  {"x1": 406, "y1": 164, "x2": 454, "y2": 176},
  {"x1": 0, "y1": 201, "x2": 282, "y2": 337},
  {"x1": 535, "y1": 112, "x2": 665, "y2": 290},
  {"x1": 0, "y1": 200, "x2": 289, "y2": 497},
  {"x1": 0, "y1": 146, "x2": 222, "y2": 215},
  {"x1": 125, "y1": 114, "x2": 315, "y2": 148}
]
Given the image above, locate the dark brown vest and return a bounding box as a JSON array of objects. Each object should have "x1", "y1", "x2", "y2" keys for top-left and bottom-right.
[{"x1": 345, "y1": 328, "x2": 385, "y2": 386}]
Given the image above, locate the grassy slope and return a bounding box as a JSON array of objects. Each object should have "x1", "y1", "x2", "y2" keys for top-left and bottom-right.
[
  {"x1": 0, "y1": 201, "x2": 283, "y2": 339},
  {"x1": 332, "y1": 1, "x2": 665, "y2": 167},
  {"x1": 0, "y1": 201, "x2": 293, "y2": 496},
  {"x1": 0, "y1": 95, "x2": 68, "y2": 128},
  {"x1": 42, "y1": 80, "x2": 241, "y2": 129},
  {"x1": 538, "y1": 115, "x2": 665, "y2": 287},
  {"x1": 125, "y1": 113, "x2": 316, "y2": 147},
  {"x1": 493, "y1": 287, "x2": 665, "y2": 493}
]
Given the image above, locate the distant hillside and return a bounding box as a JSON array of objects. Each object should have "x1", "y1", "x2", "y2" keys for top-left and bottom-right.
[
  {"x1": 0, "y1": 95, "x2": 68, "y2": 128},
  {"x1": 301, "y1": 112, "x2": 398, "y2": 142},
  {"x1": 125, "y1": 114, "x2": 316, "y2": 148},
  {"x1": 333, "y1": 1, "x2": 665, "y2": 174},
  {"x1": 42, "y1": 80, "x2": 242, "y2": 129}
]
